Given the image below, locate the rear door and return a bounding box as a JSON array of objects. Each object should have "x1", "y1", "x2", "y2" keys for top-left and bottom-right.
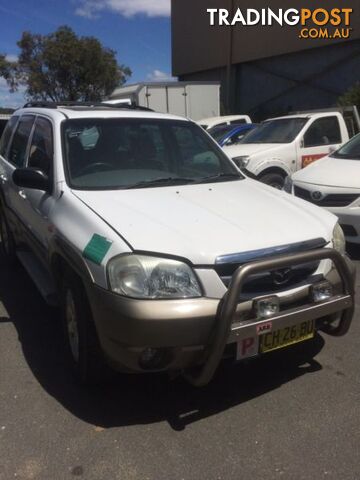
[
  {"x1": 185, "y1": 85, "x2": 217, "y2": 121},
  {"x1": 145, "y1": 86, "x2": 168, "y2": 113},
  {"x1": 297, "y1": 116, "x2": 343, "y2": 169},
  {"x1": 1, "y1": 115, "x2": 35, "y2": 234},
  {"x1": 18, "y1": 116, "x2": 55, "y2": 263},
  {"x1": 168, "y1": 86, "x2": 187, "y2": 118},
  {"x1": 0, "y1": 115, "x2": 19, "y2": 213}
]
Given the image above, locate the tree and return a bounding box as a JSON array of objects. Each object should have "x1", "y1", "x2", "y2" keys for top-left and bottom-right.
[
  {"x1": 11, "y1": 26, "x2": 131, "y2": 102},
  {"x1": 0, "y1": 54, "x2": 12, "y2": 84},
  {"x1": 0, "y1": 54, "x2": 8, "y2": 76},
  {"x1": 338, "y1": 83, "x2": 360, "y2": 109}
]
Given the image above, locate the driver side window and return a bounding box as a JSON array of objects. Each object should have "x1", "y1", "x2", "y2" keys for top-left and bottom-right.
[{"x1": 27, "y1": 117, "x2": 53, "y2": 176}]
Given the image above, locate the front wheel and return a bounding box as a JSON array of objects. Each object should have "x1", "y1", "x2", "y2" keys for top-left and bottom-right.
[
  {"x1": 61, "y1": 271, "x2": 107, "y2": 384},
  {"x1": 258, "y1": 172, "x2": 285, "y2": 190}
]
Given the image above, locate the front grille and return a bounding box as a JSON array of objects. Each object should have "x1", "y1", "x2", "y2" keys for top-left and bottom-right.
[
  {"x1": 294, "y1": 186, "x2": 358, "y2": 207},
  {"x1": 215, "y1": 262, "x2": 321, "y2": 296},
  {"x1": 214, "y1": 238, "x2": 326, "y2": 298},
  {"x1": 341, "y1": 224, "x2": 358, "y2": 237}
]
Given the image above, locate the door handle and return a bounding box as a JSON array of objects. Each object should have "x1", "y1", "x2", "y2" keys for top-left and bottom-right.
[{"x1": 18, "y1": 190, "x2": 27, "y2": 200}]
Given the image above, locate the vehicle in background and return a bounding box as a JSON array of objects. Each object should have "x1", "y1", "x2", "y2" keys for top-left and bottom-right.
[
  {"x1": 223, "y1": 110, "x2": 354, "y2": 190},
  {"x1": 208, "y1": 123, "x2": 258, "y2": 147},
  {"x1": 0, "y1": 102, "x2": 355, "y2": 386},
  {"x1": 198, "y1": 115, "x2": 252, "y2": 130},
  {"x1": 103, "y1": 98, "x2": 132, "y2": 106},
  {"x1": 108, "y1": 81, "x2": 220, "y2": 121},
  {"x1": 295, "y1": 106, "x2": 360, "y2": 139},
  {"x1": 287, "y1": 133, "x2": 360, "y2": 244},
  {"x1": 0, "y1": 114, "x2": 11, "y2": 138}
]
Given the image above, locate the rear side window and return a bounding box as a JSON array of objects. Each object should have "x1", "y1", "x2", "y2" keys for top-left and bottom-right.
[
  {"x1": 304, "y1": 117, "x2": 341, "y2": 148},
  {"x1": 0, "y1": 116, "x2": 19, "y2": 159},
  {"x1": 8, "y1": 115, "x2": 35, "y2": 167},
  {"x1": 28, "y1": 117, "x2": 54, "y2": 175}
]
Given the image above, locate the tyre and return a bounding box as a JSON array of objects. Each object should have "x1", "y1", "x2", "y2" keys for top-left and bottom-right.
[
  {"x1": 258, "y1": 172, "x2": 285, "y2": 190},
  {"x1": 0, "y1": 206, "x2": 17, "y2": 264},
  {"x1": 61, "y1": 270, "x2": 107, "y2": 384}
]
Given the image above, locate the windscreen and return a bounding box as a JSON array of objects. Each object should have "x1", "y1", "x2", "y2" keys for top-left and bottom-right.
[
  {"x1": 331, "y1": 133, "x2": 360, "y2": 160},
  {"x1": 240, "y1": 118, "x2": 308, "y2": 144},
  {"x1": 62, "y1": 118, "x2": 241, "y2": 190}
]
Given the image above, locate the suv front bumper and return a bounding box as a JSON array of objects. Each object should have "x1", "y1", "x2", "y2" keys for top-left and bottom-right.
[{"x1": 86, "y1": 249, "x2": 355, "y2": 384}]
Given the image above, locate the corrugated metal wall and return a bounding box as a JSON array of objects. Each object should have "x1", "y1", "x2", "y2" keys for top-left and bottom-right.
[{"x1": 180, "y1": 40, "x2": 360, "y2": 121}]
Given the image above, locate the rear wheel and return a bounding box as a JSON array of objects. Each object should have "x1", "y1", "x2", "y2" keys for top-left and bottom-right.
[
  {"x1": 0, "y1": 206, "x2": 17, "y2": 264},
  {"x1": 61, "y1": 271, "x2": 107, "y2": 384},
  {"x1": 258, "y1": 172, "x2": 285, "y2": 190}
]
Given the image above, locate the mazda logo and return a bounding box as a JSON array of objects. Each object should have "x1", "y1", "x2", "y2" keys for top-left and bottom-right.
[
  {"x1": 272, "y1": 268, "x2": 293, "y2": 286},
  {"x1": 311, "y1": 191, "x2": 323, "y2": 202}
]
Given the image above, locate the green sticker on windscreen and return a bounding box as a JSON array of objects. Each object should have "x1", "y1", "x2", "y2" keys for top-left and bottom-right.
[{"x1": 83, "y1": 234, "x2": 112, "y2": 265}]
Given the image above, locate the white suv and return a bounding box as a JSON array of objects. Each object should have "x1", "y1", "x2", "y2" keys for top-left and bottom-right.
[{"x1": 0, "y1": 102, "x2": 355, "y2": 386}]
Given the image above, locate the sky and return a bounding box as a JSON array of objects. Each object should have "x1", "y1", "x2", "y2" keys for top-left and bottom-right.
[{"x1": 0, "y1": 0, "x2": 173, "y2": 108}]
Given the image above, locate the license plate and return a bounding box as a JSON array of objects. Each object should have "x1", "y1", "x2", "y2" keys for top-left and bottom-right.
[{"x1": 260, "y1": 320, "x2": 315, "y2": 354}]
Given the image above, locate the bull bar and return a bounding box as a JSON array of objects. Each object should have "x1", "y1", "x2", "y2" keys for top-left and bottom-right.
[{"x1": 185, "y1": 248, "x2": 355, "y2": 387}]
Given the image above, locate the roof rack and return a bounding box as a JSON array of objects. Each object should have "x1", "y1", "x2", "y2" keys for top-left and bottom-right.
[{"x1": 22, "y1": 101, "x2": 154, "y2": 112}]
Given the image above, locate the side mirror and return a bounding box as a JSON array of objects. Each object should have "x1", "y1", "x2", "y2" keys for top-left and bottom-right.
[
  {"x1": 232, "y1": 157, "x2": 243, "y2": 169},
  {"x1": 13, "y1": 168, "x2": 50, "y2": 192},
  {"x1": 300, "y1": 138, "x2": 305, "y2": 149}
]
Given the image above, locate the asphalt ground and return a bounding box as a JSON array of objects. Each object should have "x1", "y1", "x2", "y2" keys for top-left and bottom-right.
[{"x1": 0, "y1": 244, "x2": 359, "y2": 480}]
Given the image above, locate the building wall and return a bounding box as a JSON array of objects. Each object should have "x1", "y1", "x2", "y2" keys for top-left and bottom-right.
[
  {"x1": 172, "y1": 0, "x2": 360, "y2": 76},
  {"x1": 178, "y1": 39, "x2": 360, "y2": 121},
  {"x1": 233, "y1": 40, "x2": 360, "y2": 119},
  {"x1": 173, "y1": 0, "x2": 360, "y2": 120}
]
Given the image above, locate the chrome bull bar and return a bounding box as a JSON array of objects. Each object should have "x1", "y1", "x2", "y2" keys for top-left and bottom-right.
[{"x1": 185, "y1": 248, "x2": 355, "y2": 387}]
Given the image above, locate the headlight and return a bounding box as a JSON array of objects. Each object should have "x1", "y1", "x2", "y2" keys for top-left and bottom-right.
[
  {"x1": 332, "y1": 223, "x2": 346, "y2": 255},
  {"x1": 233, "y1": 156, "x2": 250, "y2": 169},
  {"x1": 108, "y1": 254, "x2": 202, "y2": 299},
  {"x1": 283, "y1": 176, "x2": 293, "y2": 194}
]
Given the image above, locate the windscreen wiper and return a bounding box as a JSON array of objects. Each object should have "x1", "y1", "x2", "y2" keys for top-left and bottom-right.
[
  {"x1": 196, "y1": 173, "x2": 242, "y2": 184},
  {"x1": 127, "y1": 177, "x2": 195, "y2": 189}
]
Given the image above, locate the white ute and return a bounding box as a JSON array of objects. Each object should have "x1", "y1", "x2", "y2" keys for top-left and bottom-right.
[
  {"x1": 198, "y1": 115, "x2": 252, "y2": 130},
  {"x1": 0, "y1": 102, "x2": 355, "y2": 386},
  {"x1": 224, "y1": 112, "x2": 350, "y2": 189}
]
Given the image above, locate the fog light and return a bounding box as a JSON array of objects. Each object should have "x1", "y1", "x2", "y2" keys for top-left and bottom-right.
[
  {"x1": 254, "y1": 296, "x2": 280, "y2": 319},
  {"x1": 139, "y1": 348, "x2": 172, "y2": 370},
  {"x1": 311, "y1": 281, "x2": 333, "y2": 303}
]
